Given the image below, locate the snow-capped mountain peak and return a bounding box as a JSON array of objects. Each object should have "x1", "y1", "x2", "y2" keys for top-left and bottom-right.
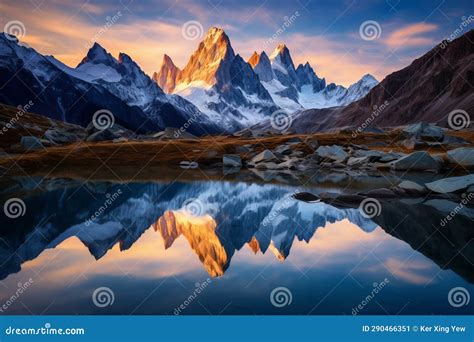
[
  {"x1": 295, "y1": 62, "x2": 326, "y2": 92},
  {"x1": 78, "y1": 42, "x2": 116, "y2": 67},
  {"x1": 176, "y1": 26, "x2": 235, "y2": 89},
  {"x1": 248, "y1": 51, "x2": 273, "y2": 82},
  {"x1": 154, "y1": 27, "x2": 278, "y2": 131}
]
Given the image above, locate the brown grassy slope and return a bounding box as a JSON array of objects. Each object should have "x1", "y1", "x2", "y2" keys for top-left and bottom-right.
[{"x1": 0, "y1": 103, "x2": 473, "y2": 176}]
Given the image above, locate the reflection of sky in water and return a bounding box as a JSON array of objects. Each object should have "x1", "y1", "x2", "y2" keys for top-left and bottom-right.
[{"x1": 1, "y1": 216, "x2": 471, "y2": 315}]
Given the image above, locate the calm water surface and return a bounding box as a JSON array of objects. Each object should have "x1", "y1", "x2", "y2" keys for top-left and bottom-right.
[{"x1": 0, "y1": 177, "x2": 472, "y2": 315}]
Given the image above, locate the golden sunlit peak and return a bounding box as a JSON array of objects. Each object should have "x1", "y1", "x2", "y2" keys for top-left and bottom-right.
[
  {"x1": 247, "y1": 51, "x2": 260, "y2": 68},
  {"x1": 247, "y1": 236, "x2": 260, "y2": 254},
  {"x1": 206, "y1": 26, "x2": 226, "y2": 37},
  {"x1": 153, "y1": 210, "x2": 229, "y2": 278},
  {"x1": 269, "y1": 241, "x2": 287, "y2": 262}
]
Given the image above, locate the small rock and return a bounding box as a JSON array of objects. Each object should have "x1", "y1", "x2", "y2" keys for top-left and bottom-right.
[
  {"x1": 235, "y1": 145, "x2": 253, "y2": 154},
  {"x1": 447, "y1": 147, "x2": 474, "y2": 167},
  {"x1": 391, "y1": 151, "x2": 440, "y2": 171},
  {"x1": 441, "y1": 135, "x2": 469, "y2": 145},
  {"x1": 255, "y1": 161, "x2": 279, "y2": 170},
  {"x1": 86, "y1": 129, "x2": 120, "y2": 142},
  {"x1": 304, "y1": 138, "x2": 319, "y2": 150},
  {"x1": 315, "y1": 145, "x2": 348, "y2": 163},
  {"x1": 403, "y1": 122, "x2": 444, "y2": 141},
  {"x1": 400, "y1": 137, "x2": 425, "y2": 150},
  {"x1": 179, "y1": 161, "x2": 199, "y2": 169},
  {"x1": 44, "y1": 128, "x2": 83, "y2": 144},
  {"x1": 292, "y1": 192, "x2": 320, "y2": 203},
  {"x1": 425, "y1": 174, "x2": 474, "y2": 193},
  {"x1": 20, "y1": 136, "x2": 44, "y2": 151},
  {"x1": 274, "y1": 144, "x2": 292, "y2": 155},
  {"x1": 223, "y1": 154, "x2": 242, "y2": 167},
  {"x1": 251, "y1": 149, "x2": 277, "y2": 163},
  {"x1": 397, "y1": 180, "x2": 426, "y2": 192},
  {"x1": 0, "y1": 148, "x2": 9, "y2": 157},
  {"x1": 347, "y1": 156, "x2": 369, "y2": 166}
]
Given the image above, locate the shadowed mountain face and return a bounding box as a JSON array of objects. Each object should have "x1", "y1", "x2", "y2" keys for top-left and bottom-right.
[
  {"x1": 290, "y1": 29, "x2": 474, "y2": 132},
  {"x1": 0, "y1": 178, "x2": 472, "y2": 284},
  {"x1": 0, "y1": 34, "x2": 221, "y2": 135}
]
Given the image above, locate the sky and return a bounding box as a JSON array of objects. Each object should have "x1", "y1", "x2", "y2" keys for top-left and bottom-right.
[{"x1": 0, "y1": 0, "x2": 472, "y2": 86}]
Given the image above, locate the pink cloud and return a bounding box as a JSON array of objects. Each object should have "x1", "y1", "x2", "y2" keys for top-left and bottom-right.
[{"x1": 384, "y1": 23, "x2": 438, "y2": 48}]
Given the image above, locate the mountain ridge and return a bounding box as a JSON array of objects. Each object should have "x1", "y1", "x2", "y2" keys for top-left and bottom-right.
[{"x1": 289, "y1": 29, "x2": 474, "y2": 132}]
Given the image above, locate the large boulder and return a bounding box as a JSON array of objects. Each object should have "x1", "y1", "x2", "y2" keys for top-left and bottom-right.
[
  {"x1": 86, "y1": 129, "x2": 120, "y2": 142},
  {"x1": 315, "y1": 145, "x2": 348, "y2": 163},
  {"x1": 391, "y1": 151, "x2": 440, "y2": 171},
  {"x1": 20, "y1": 136, "x2": 44, "y2": 151},
  {"x1": 425, "y1": 174, "x2": 474, "y2": 193},
  {"x1": 223, "y1": 154, "x2": 242, "y2": 167},
  {"x1": 403, "y1": 122, "x2": 444, "y2": 140},
  {"x1": 251, "y1": 149, "x2": 277, "y2": 163},
  {"x1": 44, "y1": 128, "x2": 84, "y2": 144},
  {"x1": 447, "y1": 147, "x2": 474, "y2": 167},
  {"x1": 397, "y1": 180, "x2": 426, "y2": 192},
  {"x1": 274, "y1": 144, "x2": 292, "y2": 155},
  {"x1": 352, "y1": 149, "x2": 400, "y2": 162}
]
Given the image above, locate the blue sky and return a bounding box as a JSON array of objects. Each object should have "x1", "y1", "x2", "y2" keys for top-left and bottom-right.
[{"x1": 1, "y1": 0, "x2": 472, "y2": 85}]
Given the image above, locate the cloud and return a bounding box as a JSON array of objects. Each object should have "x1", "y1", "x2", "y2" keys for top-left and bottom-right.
[{"x1": 384, "y1": 23, "x2": 438, "y2": 49}]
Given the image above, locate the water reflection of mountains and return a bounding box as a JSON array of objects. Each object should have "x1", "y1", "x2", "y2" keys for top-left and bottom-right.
[{"x1": 0, "y1": 180, "x2": 472, "y2": 282}]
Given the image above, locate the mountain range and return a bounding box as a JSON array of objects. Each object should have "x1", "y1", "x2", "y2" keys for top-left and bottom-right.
[
  {"x1": 0, "y1": 27, "x2": 376, "y2": 134},
  {"x1": 0, "y1": 27, "x2": 472, "y2": 135},
  {"x1": 287, "y1": 29, "x2": 474, "y2": 132},
  {"x1": 154, "y1": 27, "x2": 378, "y2": 129}
]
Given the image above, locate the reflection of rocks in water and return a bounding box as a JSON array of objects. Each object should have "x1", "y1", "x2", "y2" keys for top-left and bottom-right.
[
  {"x1": 372, "y1": 201, "x2": 474, "y2": 283},
  {"x1": 318, "y1": 193, "x2": 474, "y2": 283}
]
